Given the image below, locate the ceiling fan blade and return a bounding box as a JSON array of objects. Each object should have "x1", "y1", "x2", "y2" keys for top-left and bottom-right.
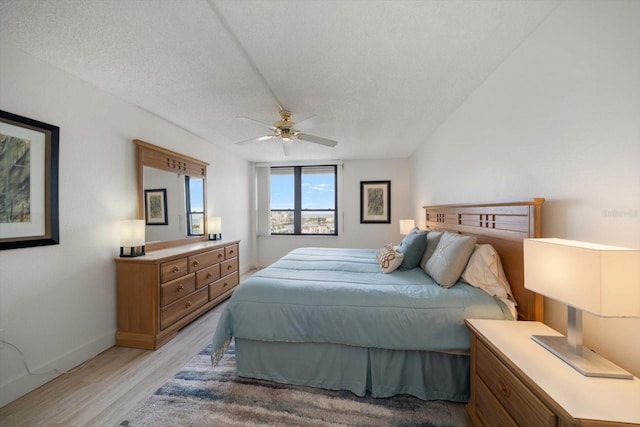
[
  {"x1": 294, "y1": 115, "x2": 322, "y2": 131},
  {"x1": 237, "y1": 116, "x2": 277, "y2": 132},
  {"x1": 297, "y1": 133, "x2": 338, "y2": 147},
  {"x1": 234, "y1": 135, "x2": 278, "y2": 145}
]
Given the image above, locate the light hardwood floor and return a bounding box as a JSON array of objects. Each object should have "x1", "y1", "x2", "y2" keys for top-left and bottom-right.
[{"x1": 0, "y1": 275, "x2": 469, "y2": 427}]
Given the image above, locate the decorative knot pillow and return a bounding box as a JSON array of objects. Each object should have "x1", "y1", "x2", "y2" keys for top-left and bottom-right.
[
  {"x1": 425, "y1": 232, "x2": 477, "y2": 288},
  {"x1": 376, "y1": 244, "x2": 404, "y2": 273}
]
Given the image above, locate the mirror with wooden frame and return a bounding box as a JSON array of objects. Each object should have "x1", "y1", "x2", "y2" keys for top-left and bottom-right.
[{"x1": 134, "y1": 139, "x2": 209, "y2": 251}]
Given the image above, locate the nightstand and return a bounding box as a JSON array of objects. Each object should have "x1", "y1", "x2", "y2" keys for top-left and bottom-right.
[{"x1": 465, "y1": 319, "x2": 640, "y2": 427}]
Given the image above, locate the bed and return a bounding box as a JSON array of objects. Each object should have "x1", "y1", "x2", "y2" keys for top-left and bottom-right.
[{"x1": 211, "y1": 199, "x2": 544, "y2": 401}]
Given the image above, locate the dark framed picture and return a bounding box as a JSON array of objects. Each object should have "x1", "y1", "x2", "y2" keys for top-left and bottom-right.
[
  {"x1": 0, "y1": 110, "x2": 59, "y2": 250},
  {"x1": 360, "y1": 180, "x2": 391, "y2": 224},
  {"x1": 144, "y1": 189, "x2": 168, "y2": 225}
]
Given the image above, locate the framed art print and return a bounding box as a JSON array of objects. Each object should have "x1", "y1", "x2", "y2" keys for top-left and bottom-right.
[
  {"x1": 360, "y1": 180, "x2": 391, "y2": 223},
  {"x1": 144, "y1": 188, "x2": 168, "y2": 225},
  {"x1": 0, "y1": 110, "x2": 59, "y2": 250}
]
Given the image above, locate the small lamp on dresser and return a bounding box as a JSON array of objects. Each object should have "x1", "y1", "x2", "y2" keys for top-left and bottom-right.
[
  {"x1": 120, "y1": 219, "x2": 145, "y2": 257},
  {"x1": 523, "y1": 238, "x2": 640, "y2": 379},
  {"x1": 208, "y1": 216, "x2": 222, "y2": 241}
]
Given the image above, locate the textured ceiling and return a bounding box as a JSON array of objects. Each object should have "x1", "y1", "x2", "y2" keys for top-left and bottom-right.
[{"x1": 0, "y1": 0, "x2": 560, "y2": 162}]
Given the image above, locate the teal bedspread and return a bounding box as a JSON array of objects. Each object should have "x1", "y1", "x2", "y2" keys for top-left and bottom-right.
[{"x1": 211, "y1": 247, "x2": 511, "y2": 364}]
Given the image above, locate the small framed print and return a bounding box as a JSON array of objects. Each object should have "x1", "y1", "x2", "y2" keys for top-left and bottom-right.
[
  {"x1": 144, "y1": 189, "x2": 168, "y2": 225},
  {"x1": 0, "y1": 110, "x2": 59, "y2": 250},
  {"x1": 360, "y1": 181, "x2": 391, "y2": 224}
]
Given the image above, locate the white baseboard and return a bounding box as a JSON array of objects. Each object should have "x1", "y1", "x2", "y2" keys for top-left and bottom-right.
[{"x1": 0, "y1": 330, "x2": 115, "y2": 408}]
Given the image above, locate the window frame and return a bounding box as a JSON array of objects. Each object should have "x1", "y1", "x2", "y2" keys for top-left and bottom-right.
[
  {"x1": 270, "y1": 165, "x2": 338, "y2": 236},
  {"x1": 185, "y1": 176, "x2": 205, "y2": 236}
]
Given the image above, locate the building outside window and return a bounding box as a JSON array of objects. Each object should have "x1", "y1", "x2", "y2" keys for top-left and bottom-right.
[{"x1": 270, "y1": 165, "x2": 337, "y2": 235}]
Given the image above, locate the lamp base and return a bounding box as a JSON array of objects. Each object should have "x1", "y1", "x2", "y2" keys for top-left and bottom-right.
[
  {"x1": 120, "y1": 245, "x2": 145, "y2": 257},
  {"x1": 531, "y1": 335, "x2": 633, "y2": 379}
]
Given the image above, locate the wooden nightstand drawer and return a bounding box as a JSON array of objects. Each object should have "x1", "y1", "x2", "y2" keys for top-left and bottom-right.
[
  {"x1": 476, "y1": 377, "x2": 518, "y2": 427},
  {"x1": 160, "y1": 258, "x2": 188, "y2": 283},
  {"x1": 160, "y1": 287, "x2": 208, "y2": 330},
  {"x1": 188, "y1": 248, "x2": 224, "y2": 272},
  {"x1": 196, "y1": 263, "x2": 220, "y2": 289},
  {"x1": 466, "y1": 319, "x2": 640, "y2": 427},
  {"x1": 160, "y1": 273, "x2": 196, "y2": 306},
  {"x1": 477, "y1": 339, "x2": 556, "y2": 427}
]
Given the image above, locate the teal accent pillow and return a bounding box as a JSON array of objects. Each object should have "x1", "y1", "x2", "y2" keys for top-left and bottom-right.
[
  {"x1": 425, "y1": 232, "x2": 477, "y2": 288},
  {"x1": 396, "y1": 230, "x2": 428, "y2": 269}
]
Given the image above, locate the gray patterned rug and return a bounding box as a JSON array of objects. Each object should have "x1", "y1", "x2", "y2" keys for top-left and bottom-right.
[{"x1": 120, "y1": 342, "x2": 456, "y2": 426}]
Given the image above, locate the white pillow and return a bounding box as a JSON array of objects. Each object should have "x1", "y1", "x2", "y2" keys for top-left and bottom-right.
[
  {"x1": 376, "y1": 245, "x2": 404, "y2": 274},
  {"x1": 461, "y1": 244, "x2": 517, "y2": 318}
]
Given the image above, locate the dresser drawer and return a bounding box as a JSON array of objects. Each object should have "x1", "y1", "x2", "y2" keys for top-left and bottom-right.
[
  {"x1": 196, "y1": 263, "x2": 220, "y2": 289},
  {"x1": 160, "y1": 287, "x2": 208, "y2": 330},
  {"x1": 160, "y1": 258, "x2": 188, "y2": 283},
  {"x1": 209, "y1": 272, "x2": 239, "y2": 300},
  {"x1": 160, "y1": 273, "x2": 196, "y2": 307},
  {"x1": 476, "y1": 376, "x2": 518, "y2": 427},
  {"x1": 225, "y1": 244, "x2": 238, "y2": 260},
  {"x1": 188, "y1": 248, "x2": 224, "y2": 273},
  {"x1": 220, "y1": 258, "x2": 238, "y2": 276},
  {"x1": 477, "y1": 340, "x2": 556, "y2": 427}
]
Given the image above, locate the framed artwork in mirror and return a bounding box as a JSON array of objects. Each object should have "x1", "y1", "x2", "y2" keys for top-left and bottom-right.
[
  {"x1": 0, "y1": 110, "x2": 59, "y2": 250},
  {"x1": 145, "y1": 188, "x2": 168, "y2": 225},
  {"x1": 360, "y1": 180, "x2": 391, "y2": 224}
]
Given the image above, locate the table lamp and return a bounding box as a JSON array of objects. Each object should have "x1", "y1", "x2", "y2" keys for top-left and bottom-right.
[
  {"x1": 120, "y1": 219, "x2": 145, "y2": 257},
  {"x1": 208, "y1": 216, "x2": 222, "y2": 241},
  {"x1": 524, "y1": 238, "x2": 640, "y2": 379},
  {"x1": 399, "y1": 219, "x2": 415, "y2": 235}
]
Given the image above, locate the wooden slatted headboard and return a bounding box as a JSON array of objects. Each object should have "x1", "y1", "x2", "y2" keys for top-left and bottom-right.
[{"x1": 424, "y1": 198, "x2": 545, "y2": 321}]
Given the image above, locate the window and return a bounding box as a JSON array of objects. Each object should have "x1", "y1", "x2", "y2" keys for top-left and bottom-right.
[
  {"x1": 270, "y1": 165, "x2": 337, "y2": 235},
  {"x1": 186, "y1": 176, "x2": 204, "y2": 236}
]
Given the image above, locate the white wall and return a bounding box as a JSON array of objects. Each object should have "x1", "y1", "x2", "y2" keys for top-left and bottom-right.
[
  {"x1": 0, "y1": 42, "x2": 254, "y2": 406},
  {"x1": 257, "y1": 158, "x2": 413, "y2": 267},
  {"x1": 411, "y1": 0, "x2": 640, "y2": 376}
]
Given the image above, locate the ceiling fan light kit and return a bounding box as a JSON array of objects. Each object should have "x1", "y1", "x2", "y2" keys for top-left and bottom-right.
[{"x1": 235, "y1": 110, "x2": 338, "y2": 154}]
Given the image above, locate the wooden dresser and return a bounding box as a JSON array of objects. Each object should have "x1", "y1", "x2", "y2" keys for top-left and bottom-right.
[
  {"x1": 116, "y1": 240, "x2": 240, "y2": 349},
  {"x1": 466, "y1": 319, "x2": 640, "y2": 427}
]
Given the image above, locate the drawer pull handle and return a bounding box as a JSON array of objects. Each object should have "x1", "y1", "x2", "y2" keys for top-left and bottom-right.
[
  {"x1": 229, "y1": 250, "x2": 234, "y2": 254},
  {"x1": 497, "y1": 380, "x2": 510, "y2": 397},
  {"x1": 172, "y1": 266, "x2": 180, "y2": 273},
  {"x1": 185, "y1": 301, "x2": 192, "y2": 308},
  {"x1": 177, "y1": 284, "x2": 184, "y2": 292},
  {"x1": 192, "y1": 261, "x2": 199, "y2": 267},
  {"x1": 206, "y1": 273, "x2": 212, "y2": 279},
  {"x1": 227, "y1": 265, "x2": 232, "y2": 270},
  {"x1": 218, "y1": 254, "x2": 223, "y2": 259},
  {"x1": 223, "y1": 282, "x2": 228, "y2": 287}
]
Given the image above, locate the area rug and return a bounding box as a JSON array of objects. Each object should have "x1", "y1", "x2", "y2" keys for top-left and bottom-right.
[{"x1": 120, "y1": 342, "x2": 456, "y2": 427}]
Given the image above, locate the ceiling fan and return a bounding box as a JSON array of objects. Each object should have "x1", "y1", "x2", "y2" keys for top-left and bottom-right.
[{"x1": 234, "y1": 110, "x2": 338, "y2": 155}]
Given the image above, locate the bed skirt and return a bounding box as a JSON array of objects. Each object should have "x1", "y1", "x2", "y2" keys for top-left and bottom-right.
[{"x1": 234, "y1": 338, "x2": 470, "y2": 402}]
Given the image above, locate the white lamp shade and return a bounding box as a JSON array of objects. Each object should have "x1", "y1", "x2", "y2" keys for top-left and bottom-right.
[
  {"x1": 120, "y1": 219, "x2": 145, "y2": 247},
  {"x1": 399, "y1": 219, "x2": 415, "y2": 235},
  {"x1": 524, "y1": 238, "x2": 640, "y2": 317},
  {"x1": 208, "y1": 217, "x2": 222, "y2": 234}
]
